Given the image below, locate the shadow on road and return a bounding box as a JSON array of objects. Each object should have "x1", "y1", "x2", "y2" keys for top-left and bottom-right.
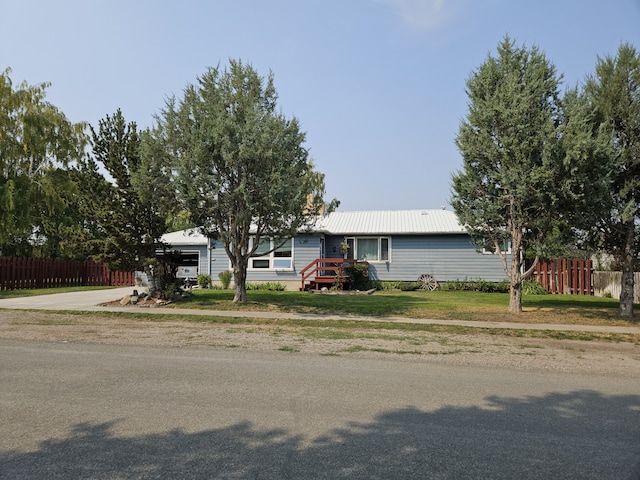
[{"x1": 2, "y1": 390, "x2": 639, "y2": 479}]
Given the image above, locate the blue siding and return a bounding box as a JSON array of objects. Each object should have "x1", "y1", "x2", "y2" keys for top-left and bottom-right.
[
  {"x1": 324, "y1": 236, "x2": 346, "y2": 258},
  {"x1": 169, "y1": 232, "x2": 509, "y2": 285},
  {"x1": 208, "y1": 242, "x2": 231, "y2": 277},
  {"x1": 325, "y1": 234, "x2": 508, "y2": 282},
  {"x1": 205, "y1": 234, "x2": 323, "y2": 283}
]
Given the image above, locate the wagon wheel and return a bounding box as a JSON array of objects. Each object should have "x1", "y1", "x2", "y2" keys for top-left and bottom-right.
[{"x1": 418, "y1": 273, "x2": 438, "y2": 291}]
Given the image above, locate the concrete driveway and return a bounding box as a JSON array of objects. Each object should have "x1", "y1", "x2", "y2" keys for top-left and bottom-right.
[{"x1": 0, "y1": 287, "x2": 135, "y2": 311}]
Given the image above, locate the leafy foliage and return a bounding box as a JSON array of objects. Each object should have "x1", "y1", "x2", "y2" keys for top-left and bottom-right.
[
  {"x1": 217, "y1": 270, "x2": 232, "y2": 289},
  {"x1": 245, "y1": 282, "x2": 287, "y2": 291},
  {"x1": 76, "y1": 109, "x2": 174, "y2": 271},
  {"x1": 0, "y1": 68, "x2": 87, "y2": 253},
  {"x1": 581, "y1": 44, "x2": 640, "y2": 318},
  {"x1": 440, "y1": 279, "x2": 510, "y2": 293},
  {"x1": 397, "y1": 281, "x2": 421, "y2": 291},
  {"x1": 451, "y1": 37, "x2": 600, "y2": 312},
  {"x1": 145, "y1": 252, "x2": 183, "y2": 299},
  {"x1": 345, "y1": 263, "x2": 370, "y2": 290},
  {"x1": 197, "y1": 274, "x2": 212, "y2": 289},
  {"x1": 522, "y1": 281, "x2": 548, "y2": 295},
  {"x1": 153, "y1": 60, "x2": 334, "y2": 302}
]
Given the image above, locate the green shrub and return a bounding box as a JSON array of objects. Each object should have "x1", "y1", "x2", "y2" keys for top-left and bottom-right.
[
  {"x1": 476, "y1": 279, "x2": 509, "y2": 293},
  {"x1": 440, "y1": 278, "x2": 509, "y2": 293},
  {"x1": 346, "y1": 263, "x2": 370, "y2": 290},
  {"x1": 398, "y1": 281, "x2": 421, "y2": 291},
  {"x1": 440, "y1": 279, "x2": 471, "y2": 291},
  {"x1": 375, "y1": 281, "x2": 401, "y2": 290},
  {"x1": 245, "y1": 282, "x2": 286, "y2": 291},
  {"x1": 145, "y1": 256, "x2": 182, "y2": 300},
  {"x1": 160, "y1": 279, "x2": 183, "y2": 300},
  {"x1": 197, "y1": 274, "x2": 211, "y2": 289},
  {"x1": 522, "y1": 280, "x2": 548, "y2": 295},
  {"x1": 218, "y1": 270, "x2": 233, "y2": 289}
]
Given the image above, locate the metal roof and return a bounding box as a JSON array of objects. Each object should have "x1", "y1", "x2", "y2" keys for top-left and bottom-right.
[
  {"x1": 161, "y1": 228, "x2": 209, "y2": 246},
  {"x1": 161, "y1": 209, "x2": 467, "y2": 244},
  {"x1": 316, "y1": 209, "x2": 466, "y2": 235}
]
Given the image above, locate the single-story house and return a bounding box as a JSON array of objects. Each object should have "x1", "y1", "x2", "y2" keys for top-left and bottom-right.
[{"x1": 160, "y1": 208, "x2": 511, "y2": 290}]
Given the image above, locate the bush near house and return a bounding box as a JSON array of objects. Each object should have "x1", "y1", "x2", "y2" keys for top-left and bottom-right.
[
  {"x1": 197, "y1": 274, "x2": 211, "y2": 289},
  {"x1": 218, "y1": 270, "x2": 232, "y2": 289},
  {"x1": 246, "y1": 282, "x2": 286, "y2": 291},
  {"x1": 440, "y1": 278, "x2": 510, "y2": 293}
]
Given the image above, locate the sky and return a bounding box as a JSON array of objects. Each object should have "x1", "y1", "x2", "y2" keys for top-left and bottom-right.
[{"x1": 2, "y1": 0, "x2": 640, "y2": 212}]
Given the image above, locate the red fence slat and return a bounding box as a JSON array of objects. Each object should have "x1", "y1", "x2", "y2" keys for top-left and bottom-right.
[
  {"x1": 528, "y1": 258, "x2": 593, "y2": 296},
  {"x1": 0, "y1": 257, "x2": 134, "y2": 291}
]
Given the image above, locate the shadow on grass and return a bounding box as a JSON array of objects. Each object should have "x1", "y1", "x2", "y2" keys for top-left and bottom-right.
[
  {"x1": 2, "y1": 390, "x2": 639, "y2": 479},
  {"x1": 522, "y1": 295, "x2": 639, "y2": 323},
  {"x1": 176, "y1": 290, "x2": 428, "y2": 317}
]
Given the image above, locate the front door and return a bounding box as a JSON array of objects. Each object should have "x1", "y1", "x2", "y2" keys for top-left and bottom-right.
[{"x1": 346, "y1": 238, "x2": 355, "y2": 259}]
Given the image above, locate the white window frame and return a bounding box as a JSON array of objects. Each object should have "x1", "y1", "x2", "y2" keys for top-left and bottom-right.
[
  {"x1": 481, "y1": 238, "x2": 512, "y2": 255},
  {"x1": 248, "y1": 237, "x2": 294, "y2": 271},
  {"x1": 345, "y1": 236, "x2": 391, "y2": 263}
]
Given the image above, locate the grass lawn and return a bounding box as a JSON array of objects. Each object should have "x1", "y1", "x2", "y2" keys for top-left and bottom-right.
[
  {"x1": 2, "y1": 286, "x2": 638, "y2": 344},
  {"x1": 168, "y1": 288, "x2": 638, "y2": 327}
]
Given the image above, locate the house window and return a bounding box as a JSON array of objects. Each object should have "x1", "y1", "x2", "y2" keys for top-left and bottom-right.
[
  {"x1": 481, "y1": 238, "x2": 511, "y2": 255},
  {"x1": 273, "y1": 239, "x2": 293, "y2": 269},
  {"x1": 346, "y1": 237, "x2": 391, "y2": 262},
  {"x1": 250, "y1": 237, "x2": 293, "y2": 270},
  {"x1": 380, "y1": 238, "x2": 389, "y2": 261}
]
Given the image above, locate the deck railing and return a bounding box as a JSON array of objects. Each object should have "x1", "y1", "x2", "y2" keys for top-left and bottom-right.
[{"x1": 300, "y1": 258, "x2": 368, "y2": 291}]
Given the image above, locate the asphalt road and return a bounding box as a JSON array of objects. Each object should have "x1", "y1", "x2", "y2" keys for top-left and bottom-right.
[{"x1": 1, "y1": 340, "x2": 639, "y2": 479}]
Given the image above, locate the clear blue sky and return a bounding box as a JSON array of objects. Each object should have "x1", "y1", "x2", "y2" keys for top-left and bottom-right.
[{"x1": 2, "y1": 0, "x2": 639, "y2": 211}]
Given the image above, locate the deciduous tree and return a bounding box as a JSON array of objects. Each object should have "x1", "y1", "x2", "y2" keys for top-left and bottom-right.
[{"x1": 0, "y1": 68, "x2": 86, "y2": 250}]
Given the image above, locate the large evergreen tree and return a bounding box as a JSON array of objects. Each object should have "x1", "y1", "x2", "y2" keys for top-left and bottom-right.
[
  {"x1": 452, "y1": 37, "x2": 591, "y2": 313},
  {"x1": 583, "y1": 43, "x2": 640, "y2": 318},
  {"x1": 81, "y1": 109, "x2": 173, "y2": 271},
  {"x1": 154, "y1": 60, "x2": 333, "y2": 303}
]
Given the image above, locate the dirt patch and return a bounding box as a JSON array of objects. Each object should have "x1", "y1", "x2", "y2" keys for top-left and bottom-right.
[{"x1": 1, "y1": 310, "x2": 639, "y2": 377}]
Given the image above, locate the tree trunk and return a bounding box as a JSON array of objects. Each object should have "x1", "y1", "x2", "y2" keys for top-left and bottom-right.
[
  {"x1": 144, "y1": 265, "x2": 161, "y2": 296},
  {"x1": 619, "y1": 222, "x2": 635, "y2": 319},
  {"x1": 233, "y1": 264, "x2": 247, "y2": 303},
  {"x1": 509, "y1": 243, "x2": 523, "y2": 313},
  {"x1": 509, "y1": 281, "x2": 523, "y2": 313},
  {"x1": 506, "y1": 213, "x2": 524, "y2": 313}
]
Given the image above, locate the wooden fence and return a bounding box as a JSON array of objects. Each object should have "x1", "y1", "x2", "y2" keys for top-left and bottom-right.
[
  {"x1": 0, "y1": 257, "x2": 134, "y2": 290},
  {"x1": 528, "y1": 258, "x2": 593, "y2": 295},
  {"x1": 593, "y1": 271, "x2": 640, "y2": 302}
]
